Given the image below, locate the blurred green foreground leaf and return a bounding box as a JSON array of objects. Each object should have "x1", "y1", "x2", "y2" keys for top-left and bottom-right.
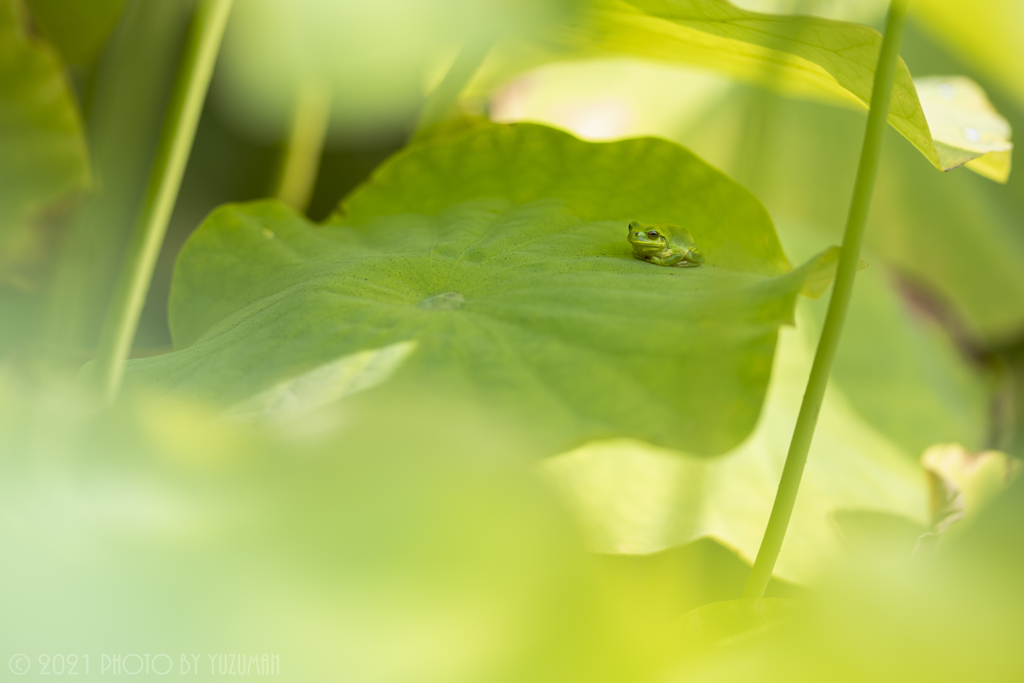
[
  {"x1": 115, "y1": 122, "x2": 837, "y2": 456},
  {"x1": 0, "y1": 384, "x2": 651, "y2": 682},
  {"x1": 667, "y1": 474, "x2": 1024, "y2": 683}
]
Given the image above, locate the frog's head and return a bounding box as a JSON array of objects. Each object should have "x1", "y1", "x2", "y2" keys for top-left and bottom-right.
[{"x1": 627, "y1": 221, "x2": 668, "y2": 254}]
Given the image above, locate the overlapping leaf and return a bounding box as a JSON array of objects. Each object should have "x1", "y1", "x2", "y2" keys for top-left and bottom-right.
[{"x1": 119, "y1": 122, "x2": 836, "y2": 456}]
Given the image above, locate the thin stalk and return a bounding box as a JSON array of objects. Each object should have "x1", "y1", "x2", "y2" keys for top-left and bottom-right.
[
  {"x1": 274, "y1": 80, "x2": 331, "y2": 212},
  {"x1": 743, "y1": 0, "x2": 910, "y2": 599},
  {"x1": 92, "y1": 0, "x2": 234, "y2": 403},
  {"x1": 414, "y1": 29, "x2": 497, "y2": 135}
]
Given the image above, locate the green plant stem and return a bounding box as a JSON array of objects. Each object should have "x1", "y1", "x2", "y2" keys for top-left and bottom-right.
[
  {"x1": 742, "y1": 0, "x2": 910, "y2": 599},
  {"x1": 414, "y1": 29, "x2": 497, "y2": 134},
  {"x1": 92, "y1": 0, "x2": 234, "y2": 403},
  {"x1": 274, "y1": 80, "x2": 331, "y2": 212}
]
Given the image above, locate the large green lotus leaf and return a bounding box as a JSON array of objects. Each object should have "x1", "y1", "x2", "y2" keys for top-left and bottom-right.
[
  {"x1": 475, "y1": 0, "x2": 1012, "y2": 181},
  {"x1": 120, "y1": 123, "x2": 834, "y2": 456},
  {"x1": 0, "y1": 0, "x2": 89, "y2": 288},
  {"x1": 543, "y1": 318, "x2": 929, "y2": 584}
]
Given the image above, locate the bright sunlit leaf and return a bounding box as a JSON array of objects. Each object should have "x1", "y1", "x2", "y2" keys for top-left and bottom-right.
[{"x1": 916, "y1": 76, "x2": 1013, "y2": 182}]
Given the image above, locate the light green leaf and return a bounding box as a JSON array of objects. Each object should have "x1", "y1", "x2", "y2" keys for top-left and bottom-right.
[
  {"x1": 478, "y1": 0, "x2": 1012, "y2": 180},
  {"x1": 915, "y1": 76, "x2": 1013, "y2": 183},
  {"x1": 117, "y1": 122, "x2": 835, "y2": 456},
  {"x1": 0, "y1": 0, "x2": 89, "y2": 289},
  {"x1": 543, "y1": 319, "x2": 929, "y2": 584}
]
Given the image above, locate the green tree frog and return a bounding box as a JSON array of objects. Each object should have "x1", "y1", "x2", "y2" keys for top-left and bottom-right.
[{"x1": 627, "y1": 221, "x2": 705, "y2": 267}]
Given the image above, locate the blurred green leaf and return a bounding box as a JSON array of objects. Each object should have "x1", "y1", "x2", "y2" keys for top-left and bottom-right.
[
  {"x1": 871, "y1": 114, "x2": 1024, "y2": 342},
  {"x1": 667, "y1": 477, "x2": 1024, "y2": 683},
  {"x1": 478, "y1": 0, "x2": 1012, "y2": 180},
  {"x1": 0, "y1": 0, "x2": 89, "y2": 289},
  {"x1": 0, "y1": 383, "x2": 645, "y2": 682},
  {"x1": 113, "y1": 123, "x2": 835, "y2": 456},
  {"x1": 676, "y1": 598, "x2": 795, "y2": 655},
  {"x1": 594, "y1": 538, "x2": 800, "y2": 649},
  {"x1": 918, "y1": 443, "x2": 1019, "y2": 546},
  {"x1": 25, "y1": 0, "x2": 128, "y2": 67}
]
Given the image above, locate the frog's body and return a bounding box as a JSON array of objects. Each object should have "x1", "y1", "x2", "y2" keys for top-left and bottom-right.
[{"x1": 627, "y1": 221, "x2": 704, "y2": 268}]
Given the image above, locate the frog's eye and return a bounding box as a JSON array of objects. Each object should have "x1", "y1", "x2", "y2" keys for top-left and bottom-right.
[{"x1": 647, "y1": 230, "x2": 660, "y2": 239}]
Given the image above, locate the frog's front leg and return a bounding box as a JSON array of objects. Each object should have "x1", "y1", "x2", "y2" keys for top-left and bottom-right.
[{"x1": 651, "y1": 251, "x2": 686, "y2": 267}]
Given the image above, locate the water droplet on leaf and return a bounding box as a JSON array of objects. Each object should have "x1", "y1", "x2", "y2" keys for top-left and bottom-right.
[{"x1": 420, "y1": 292, "x2": 465, "y2": 310}]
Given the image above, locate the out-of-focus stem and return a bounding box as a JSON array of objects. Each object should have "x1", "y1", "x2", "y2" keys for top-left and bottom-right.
[
  {"x1": 45, "y1": 0, "x2": 193, "y2": 357},
  {"x1": 414, "y1": 29, "x2": 497, "y2": 134},
  {"x1": 274, "y1": 81, "x2": 330, "y2": 212},
  {"x1": 92, "y1": 0, "x2": 234, "y2": 404},
  {"x1": 742, "y1": 0, "x2": 910, "y2": 599}
]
